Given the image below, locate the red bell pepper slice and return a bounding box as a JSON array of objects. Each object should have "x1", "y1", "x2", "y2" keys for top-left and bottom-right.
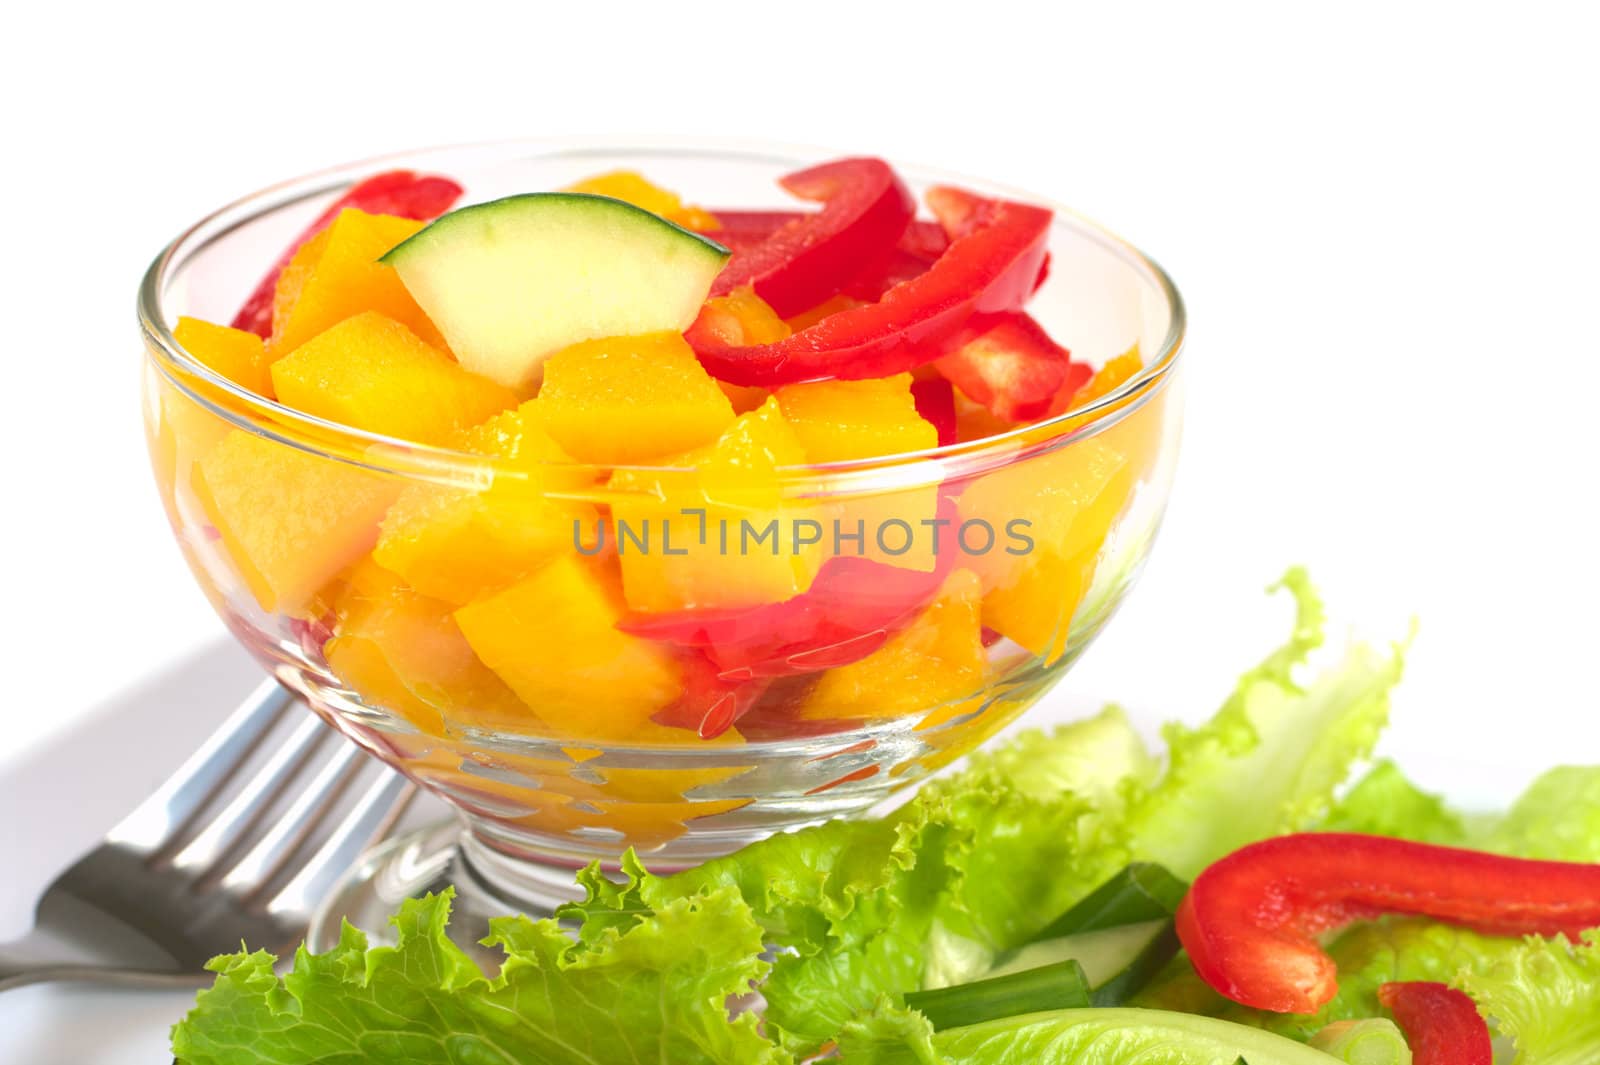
[
  {"x1": 704, "y1": 210, "x2": 947, "y2": 303},
  {"x1": 622, "y1": 528, "x2": 958, "y2": 682},
  {"x1": 230, "y1": 170, "x2": 464, "y2": 338},
  {"x1": 933, "y1": 312, "x2": 1092, "y2": 423},
  {"x1": 654, "y1": 651, "x2": 771, "y2": 739},
  {"x1": 687, "y1": 190, "x2": 1052, "y2": 386},
  {"x1": 1176, "y1": 833, "x2": 1600, "y2": 1014},
  {"x1": 911, "y1": 377, "x2": 958, "y2": 446},
  {"x1": 707, "y1": 158, "x2": 915, "y2": 318},
  {"x1": 1377, "y1": 982, "x2": 1493, "y2": 1065}
]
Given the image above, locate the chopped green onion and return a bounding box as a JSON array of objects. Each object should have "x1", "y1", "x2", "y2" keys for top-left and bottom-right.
[
  {"x1": 1032, "y1": 862, "x2": 1189, "y2": 941},
  {"x1": 1088, "y1": 921, "x2": 1182, "y2": 1006},
  {"x1": 903, "y1": 960, "x2": 1091, "y2": 1030},
  {"x1": 1309, "y1": 1019, "x2": 1413, "y2": 1065}
]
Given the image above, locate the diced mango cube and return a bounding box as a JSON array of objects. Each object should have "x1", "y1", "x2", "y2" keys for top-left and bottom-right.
[
  {"x1": 268, "y1": 209, "x2": 443, "y2": 357},
  {"x1": 784, "y1": 293, "x2": 865, "y2": 333},
  {"x1": 270, "y1": 312, "x2": 517, "y2": 445},
  {"x1": 777, "y1": 374, "x2": 941, "y2": 570},
  {"x1": 776, "y1": 374, "x2": 938, "y2": 462},
  {"x1": 324, "y1": 561, "x2": 532, "y2": 735},
  {"x1": 454, "y1": 556, "x2": 683, "y2": 741},
  {"x1": 373, "y1": 399, "x2": 599, "y2": 604},
  {"x1": 174, "y1": 317, "x2": 273, "y2": 396},
  {"x1": 563, "y1": 171, "x2": 719, "y2": 231},
  {"x1": 538, "y1": 332, "x2": 736, "y2": 464},
  {"x1": 375, "y1": 482, "x2": 596, "y2": 607},
  {"x1": 192, "y1": 430, "x2": 396, "y2": 614},
  {"x1": 799, "y1": 569, "x2": 987, "y2": 720},
  {"x1": 609, "y1": 396, "x2": 821, "y2": 612},
  {"x1": 697, "y1": 290, "x2": 789, "y2": 413},
  {"x1": 958, "y1": 439, "x2": 1135, "y2": 663}
]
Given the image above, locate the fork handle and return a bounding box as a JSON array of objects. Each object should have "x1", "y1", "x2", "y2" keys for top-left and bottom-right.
[{"x1": 0, "y1": 928, "x2": 204, "y2": 993}]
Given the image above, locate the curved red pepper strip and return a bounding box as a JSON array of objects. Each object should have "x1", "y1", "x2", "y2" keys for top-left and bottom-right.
[
  {"x1": 707, "y1": 210, "x2": 951, "y2": 304},
  {"x1": 687, "y1": 191, "x2": 1052, "y2": 387},
  {"x1": 911, "y1": 377, "x2": 958, "y2": 446},
  {"x1": 708, "y1": 158, "x2": 915, "y2": 318},
  {"x1": 1176, "y1": 833, "x2": 1600, "y2": 1014},
  {"x1": 622, "y1": 495, "x2": 961, "y2": 683},
  {"x1": 230, "y1": 170, "x2": 463, "y2": 337},
  {"x1": 934, "y1": 312, "x2": 1088, "y2": 423},
  {"x1": 655, "y1": 650, "x2": 772, "y2": 739},
  {"x1": 623, "y1": 551, "x2": 953, "y2": 681},
  {"x1": 1377, "y1": 982, "x2": 1493, "y2": 1065}
]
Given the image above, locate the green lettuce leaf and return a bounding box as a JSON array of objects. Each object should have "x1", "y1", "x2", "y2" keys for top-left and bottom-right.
[
  {"x1": 836, "y1": 1002, "x2": 1349, "y2": 1065},
  {"x1": 1123, "y1": 569, "x2": 1407, "y2": 878},
  {"x1": 559, "y1": 570, "x2": 1407, "y2": 1056},
  {"x1": 1480, "y1": 767, "x2": 1600, "y2": 863},
  {"x1": 1457, "y1": 930, "x2": 1600, "y2": 1065},
  {"x1": 1318, "y1": 760, "x2": 1468, "y2": 846},
  {"x1": 171, "y1": 888, "x2": 785, "y2": 1065}
]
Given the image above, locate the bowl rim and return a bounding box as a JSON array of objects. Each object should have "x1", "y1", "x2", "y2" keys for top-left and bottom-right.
[{"x1": 138, "y1": 136, "x2": 1186, "y2": 486}]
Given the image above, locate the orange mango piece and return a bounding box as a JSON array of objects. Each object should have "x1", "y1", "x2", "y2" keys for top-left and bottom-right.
[
  {"x1": 268, "y1": 208, "x2": 443, "y2": 356},
  {"x1": 776, "y1": 374, "x2": 938, "y2": 463},
  {"x1": 698, "y1": 290, "x2": 789, "y2": 413},
  {"x1": 270, "y1": 312, "x2": 517, "y2": 446},
  {"x1": 609, "y1": 396, "x2": 821, "y2": 613},
  {"x1": 958, "y1": 438, "x2": 1136, "y2": 663},
  {"x1": 1050, "y1": 343, "x2": 1142, "y2": 417},
  {"x1": 173, "y1": 316, "x2": 273, "y2": 396},
  {"x1": 192, "y1": 430, "x2": 396, "y2": 615},
  {"x1": 373, "y1": 400, "x2": 599, "y2": 605},
  {"x1": 776, "y1": 374, "x2": 942, "y2": 570},
  {"x1": 453, "y1": 556, "x2": 684, "y2": 742},
  {"x1": 785, "y1": 293, "x2": 865, "y2": 333},
  {"x1": 538, "y1": 332, "x2": 736, "y2": 464},
  {"x1": 799, "y1": 569, "x2": 987, "y2": 720},
  {"x1": 562, "y1": 170, "x2": 720, "y2": 231},
  {"x1": 324, "y1": 561, "x2": 532, "y2": 736}
]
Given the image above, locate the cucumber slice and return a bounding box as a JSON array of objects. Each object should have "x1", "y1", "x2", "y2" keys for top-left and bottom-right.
[{"x1": 383, "y1": 193, "x2": 730, "y2": 390}]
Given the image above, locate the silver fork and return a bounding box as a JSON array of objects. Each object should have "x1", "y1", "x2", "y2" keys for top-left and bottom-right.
[{"x1": 0, "y1": 680, "x2": 415, "y2": 991}]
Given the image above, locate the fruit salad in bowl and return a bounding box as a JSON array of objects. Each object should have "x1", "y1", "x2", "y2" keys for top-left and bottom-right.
[{"x1": 139, "y1": 141, "x2": 1184, "y2": 924}]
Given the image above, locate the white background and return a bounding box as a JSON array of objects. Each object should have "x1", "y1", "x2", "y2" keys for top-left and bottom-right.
[{"x1": 0, "y1": 1, "x2": 1596, "y2": 1059}]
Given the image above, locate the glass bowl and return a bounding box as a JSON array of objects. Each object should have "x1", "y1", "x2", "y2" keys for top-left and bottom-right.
[{"x1": 138, "y1": 139, "x2": 1185, "y2": 942}]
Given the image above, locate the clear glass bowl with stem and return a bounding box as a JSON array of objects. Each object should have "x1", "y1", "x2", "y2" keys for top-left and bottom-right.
[{"x1": 138, "y1": 139, "x2": 1186, "y2": 947}]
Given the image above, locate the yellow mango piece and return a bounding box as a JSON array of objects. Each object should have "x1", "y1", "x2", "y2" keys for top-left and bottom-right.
[
  {"x1": 799, "y1": 569, "x2": 987, "y2": 721},
  {"x1": 958, "y1": 439, "x2": 1136, "y2": 663},
  {"x1": 953, "y1": 388, "x2": 1017, "y2": 444},
  {"x1": 173, "y1": 316, "x2": 273, "y2": 396},
  {"x1": 777, "y1": 374, "x2": 941, "y2": 570},
  {"x1": 454, "y1": 556, "x2": 683, "y2": 741},
  {"x1": 785, "y1": 293, "x2": 865, "y2": 332},
  {"x1": 580, "y1": 797, "x2": 753, "y2": 850},
  {"x1": 776, "y1": 374, "x2": 938, "y2": 462},
  {"x1": 268, "y1": 209, "x2": 443, "y2": 356},
  {"x1": 538, "y1": 332, "x2": 736, "y2": 464},
  {"x1": 563, "y1": 170, "x2": 719, "y2": 231},
  {"x1": 373, "y1": 400, "x2": 599, "y2": 604},
  {"x1": 324, "y1": 561, "x2": 533, "y2": 735},
  {"x1": 1051, "y1": 343, "x2": 1142, "y2": 418},
  {"x1": 696, "y1": 289, "x2": 788, "y2": 413},
  {"x1": 192, "y1": 430, "x2": 396, "y2": 614},
  {"x1": 609, "y1": 396, "x2": 821, "y2": 612},
  {"x1": 270, "y1": 312, "x2": 517, "y2": 445}
]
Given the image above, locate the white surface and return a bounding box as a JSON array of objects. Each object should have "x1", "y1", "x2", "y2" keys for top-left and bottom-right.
[{"x1": 1, "y1": 1, "x2": 1597, "y2": 1060}]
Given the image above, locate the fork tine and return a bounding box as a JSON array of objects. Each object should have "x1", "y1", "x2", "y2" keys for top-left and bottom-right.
[
  {"x1": 217, "y1": 743, "x2": 363, "y2": 896},
  {"x1": 107, "y1": 681, "x2": 294, "y2": 852},
  {"x1": 266, "y1": 772, "x2": 416, "y2": 920},
  {"x1": 168, "y1": 715, "x2": 331, "y2": 878}
]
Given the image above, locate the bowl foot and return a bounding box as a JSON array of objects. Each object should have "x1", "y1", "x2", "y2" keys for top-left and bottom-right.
[{"x1": 305, "y1": 819, "x2": 586, "y2": 970}]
